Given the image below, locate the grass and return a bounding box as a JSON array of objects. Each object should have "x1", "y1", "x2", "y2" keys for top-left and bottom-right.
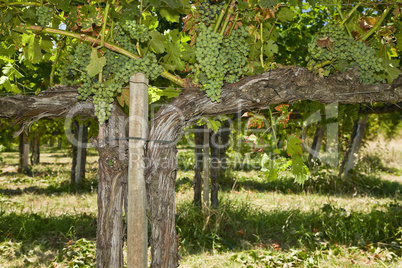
[{"x1": 0, "y1": 139, "x2": 401, "y2": 267}]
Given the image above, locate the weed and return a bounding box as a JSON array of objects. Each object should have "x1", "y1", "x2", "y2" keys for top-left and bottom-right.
[{"x1": 53, "y1": 238, "x2": 96, "y2": 267}]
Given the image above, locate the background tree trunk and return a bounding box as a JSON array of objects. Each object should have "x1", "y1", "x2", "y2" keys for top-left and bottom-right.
[
  {"x1": 57, "y1": 137, "x2": 62, "y2": 149},
  {"x1": 49, "y1": 137, "x2": 54, "y2": 147},
  {"x1": 339, "y1": 115, "x2": 369, "y2": 178},
  {"x1": 203, "y1": 126, "x2": 210, "y2": 207},
  {"x1": 218, "y1": 119, "x2": 231, "y2": 183},
  {"x1": 308, "y1": 123, "x2": 325, "y2": 167},
  {"x1": 210, "y1": 130, "x2": 219, "y2": 207},
  {"x1": 18, "y1": 132, "x2": 31, "y2": 175},
  {"x1": 71, "y1": 121, "x2": 78, "y2": 185},
  {"x1": 194, "y1": 125, "x2": 204, "y2": 206},
  {"x1": 71, "y1": 121, "x2": 88, "y2": 186},
  {"x1": 30, "y1": 131, "x2": 40, "y2": 165}
]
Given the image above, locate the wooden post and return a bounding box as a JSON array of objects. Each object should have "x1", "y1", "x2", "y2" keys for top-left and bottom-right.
[
  {"x1": 75, "y1": 123, "x2": 84, "y2": 185},
  {"x1": 127, "y1": 73, "x2": 148, "y2": 268},
  {"x1": 203, "y1": 125, "x2": 210, "y2": 207}
]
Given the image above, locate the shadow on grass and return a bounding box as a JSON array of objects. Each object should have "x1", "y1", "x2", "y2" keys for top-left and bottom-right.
[
  {"x1": 216, "y1": 172, "x2": 402, "y2": 199},
  {"x1": 176, "y1": 199, "x2": 402, "y2": 256},
  {"x1": 0, "y1": 178, "x2": 98, "y2": 196},
  {"x1": 0, "y1": 211, "x2": 97, "y2": 266}
]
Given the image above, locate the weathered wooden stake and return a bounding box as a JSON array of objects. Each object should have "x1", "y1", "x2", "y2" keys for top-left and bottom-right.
[
  {"x1": 127, "y1": 73, "x2": 148, "y2": 268},
  {"x1": 203, "y1": 125, "x2": 210, "y2": 207}
]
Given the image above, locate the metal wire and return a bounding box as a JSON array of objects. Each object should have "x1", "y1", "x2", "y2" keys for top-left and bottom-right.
[{"x1": 105, "y1": 137, "x2": 175, "y2": 144}]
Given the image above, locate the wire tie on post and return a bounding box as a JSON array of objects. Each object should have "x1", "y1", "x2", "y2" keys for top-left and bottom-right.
[{"x1": 105, "y1": 137, "x2": 175, "y2": 144}]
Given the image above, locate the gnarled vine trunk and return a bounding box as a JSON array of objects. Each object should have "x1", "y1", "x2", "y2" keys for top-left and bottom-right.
[{"x1": 93, "y1": 106, "x2": 128, "y2": 268}]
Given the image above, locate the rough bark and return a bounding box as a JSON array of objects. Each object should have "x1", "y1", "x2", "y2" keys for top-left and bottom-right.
[
  {"x1": 194, "y1": 125, "x2": 204, "y2": 206},
  {"x1": 210, "y1": 130, "x2": 220, "y2": 207},
  {"x1": 93, "y1": 106, "x2": 128, "y2": 268}
]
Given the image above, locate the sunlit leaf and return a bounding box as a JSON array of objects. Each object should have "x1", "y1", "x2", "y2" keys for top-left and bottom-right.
[{"x1": 86, "y1": 48, "x2": 106, "y2": 77}]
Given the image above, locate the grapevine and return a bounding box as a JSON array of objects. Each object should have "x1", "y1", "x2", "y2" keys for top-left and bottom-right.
[
  {"x1": 308, "y1": 23, "x2": 385, "y2": 84},
  {"x1": 196, "y1": 24, "x2": 224, "y2": 102},
  {"x1": 120, "y1": 20, "x2": 150, "y2": 43},
  {"x1": 196, "y1": 1, "x2": 223, "y2": 26},
  {"x1": 195, "y1": 24, "x2": 249, "y2": 102},
  {"x1": 36, "y1": 6, "x2": 53, "y2": 26},
  {"x1": 60, "y1": 25, "x2": 162, "y2": 124}
]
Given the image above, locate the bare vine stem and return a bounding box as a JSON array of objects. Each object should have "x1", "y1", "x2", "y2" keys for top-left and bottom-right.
[
  {"x1": 16, "y1": 25, "x2": 186, "y2": 87},
  {"x1": 359, "y1": 8, "x2": 391, "y2": 41}
]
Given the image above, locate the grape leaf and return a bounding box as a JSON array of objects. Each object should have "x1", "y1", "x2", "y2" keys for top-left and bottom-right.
[
  {"x1": 162, "y1": 29, "x2": 188, "y2": 71},
  {"x1": 142, "y1": 11, "x2": 159, "y2": 30},
  {"x1": 291, "y1": 155, "x2": 309, "y2": 185},
  {"x1": 116, "y1": 0, "x2": 141, "y2": 21},
  {"x1": 277, "y1": 7, "x2": 295, "y2": 22},
  {"x1": 263, "y1": 40, "x2": 278, "y2": 57},
  {"x1": 286, "y1": 134, "x2": 303, "y2": 157},
  {"x1": 2, "y1": 63, "x2": 24, "y2": 80},
  {"x1": 382, "y1": 59, "x2": 401, "y2": 83},
  {"x1": 116, "y1": 88, "x2": 130, "y2": 108},
  {"x1": 149, "y1": 31, "x2": 167, "y2": 54},
  {"x1": 39, "y1": 36, "x2": 53, "y2": 53},
  {"x1": 161, "y1": 0, "x2": 183, "y2": 9},
  {"x1": 258, "y1": 0, "x2": 281, "y2": 9},
  {"x1": 207, "y1": 119, "x2": 221, "y2": 133},
  {"x1": 275, "y1": 104, "x2": 292, "y2": 127},
  {"x1": 396, "y1": 33, "x2": 402, "y2": 50},
  {"x1": 86, "y1": 48, "x2": 106, "y2": 77},
  {"x1": 21, "y1": 34, "x2": 42, "y2": 63},
  {"x1": 159, "y1": 8, "x2": 180, "y2": 23},
  {"x1": 76, "y1": 5, "x2": 103, "y2": 32},
  {"x1": 49, "y1": 0, "x2": 71, "y2": 12},
  {"x1": 246, "y1": 113, "x2": 266, "y2": 129}
]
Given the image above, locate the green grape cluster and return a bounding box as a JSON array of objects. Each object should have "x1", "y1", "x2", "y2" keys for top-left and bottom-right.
[
  {"x1": 59, "y1": 23, "x2": 161, "y2": 124},
  {"x1": 196, "y1": 24, "x2": 224, "y2": 102},
  {"x1": 221, "y1": 27, "x2": 249, "y2": 84},
  {"x1": 197, "y1": 1, "x2": 223, "y2": 26},
  {"x1": 93, "y1": 53, "x2": 161, "y2": 123},
  {"x1": 116, "y1": 29, "x2": 137, "y2": 54},
  {"x1": 59, "y1": 43, "x2": 92, "y2": 86},
  {"x1": 121, "y1": 20, "x2": 150, "y2": 42},
  {"x1": 195, "y1": 24, "x2": 249, "y2": 102},
  {"x1": 308, "y1": 23, "x2": 385, "y2": 84},
  {"x1": 36, "y1": 6, "x2": 53, "y2": 26}
]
